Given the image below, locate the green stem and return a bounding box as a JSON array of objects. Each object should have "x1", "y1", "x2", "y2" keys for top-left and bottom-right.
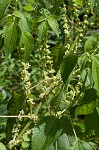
[
  {"x1": 30, "y1": 103, "x2": 33, "y2": 116},
  {"x1": 35, "y1": 102, "x2": 42, "y2": 115},
  {"x1": 16, "y1": 120, "x2": 32, "y2": 140},
  {"x1": 16, "y1": 102, "x2": 42, "y2": 141},
  {"x1": 70, "y1": 116, "x2": 78, "y2": 140}
]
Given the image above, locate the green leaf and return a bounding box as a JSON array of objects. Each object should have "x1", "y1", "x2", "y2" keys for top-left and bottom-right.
[
  {"x1": 31, "y1": 116, "x2": 61, "y2": 150},
  {"x1": 0, "y1": 0, "x2": 10, "y2": 18},
  {"x1": 56, "y1": 134, "x2": 71, "y2": 150},
  {"x1": 24, "y1": 3, "x2": 33, "y2": 12},
  {"x1": 47, "y1": 17, "x2": 60, "y2": 37},
  {"x1": 0, "y1": 142, "x2": 7, "y2": 150},
  {"x1": 71, "y1": 139, "x2": 95, "y2": 150},
  {"x1": 46, "y1": 134, "x2": 71, "y2": 150},
  {"x1": 74, "y1": 0, "x2": 83, "y2": 6},
  {"x1": 3, "y1": 22, "x2": 17, "y2": 57},
  {"x1": 19, "y1": 14, "x2": 30, "y2": 33},
  {"x1": 50, "y1": 45, "x2": 65, "y2": 71},
  {"x1": 40, "y1": 8, "x2": 51, "y2": 17},
  {"x1": 13, "y1": 11, "x2": 23, "y2": 18},
  {"x1": 31, "y1": 116, "x2": 74, "y2": 150},
  {"x1": 85, "y1": 107, "x2": 99, "y2": 137},
  {"x1": 75, "y1": 89, "x2": 97, "y2": 115},
  {"x1": 92, "y1": 55, "x2": 99, "y2": 93},
  {"x1": 84, "y1": 36, "x2": 97, "y2": 51},
  {"x1": 6, "y1": 92, "x2": 26, "y2": 142},
  {"x1": 51, "y1": 0, "x2": 63, "y2": 14},
  {"x1": 38, "y1": 21, "x2": 48, "y2": 42},
  {"x1": 21, "y1": 32, "x2": 34, "y2": 61},
  {"x1": 60, "y1": 54, "x2": 78, "y2": 83},
  {"x1": 50, "y1": 92, "x2": 64, "y2": 112}
]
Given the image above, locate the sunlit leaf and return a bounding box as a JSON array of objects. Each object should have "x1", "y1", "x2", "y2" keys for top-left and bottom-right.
[
  {"x1": 21, "y1": 32, "x2": 34, "y2": 61},
  {"x1": 84, "y1": 36, "x2": 97, "y2": 51},
  {"x1": 19, "y1": 14, "x2": 30, "y2": 33},
  {"x1": 38, "y1": 21, "x2": 48, "y2": 42},
  {"x1": 47, "y1": 17, "x2": 60, "y2": 37},
  {"x1": 3, "y1": 22, "x2": 17, "y2": 57},
  {"x1": 0, "y1": 142, "x2": 7, "y2": 150},
  {"x1": 75, "y1": 89, "x2": 97, "y2": 115},
  {"x1": 24, "y1": 3, "x2": 33, "y2": 12}
]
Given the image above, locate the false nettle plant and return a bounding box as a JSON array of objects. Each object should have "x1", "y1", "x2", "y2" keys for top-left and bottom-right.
[{"x1": 0, "y1": 0, "x2": 99, "y2": 149}]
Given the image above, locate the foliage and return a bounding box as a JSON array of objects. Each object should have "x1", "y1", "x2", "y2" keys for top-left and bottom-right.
[{"x1": 0, "y1": 0, "x2": 99, "y2": 149}]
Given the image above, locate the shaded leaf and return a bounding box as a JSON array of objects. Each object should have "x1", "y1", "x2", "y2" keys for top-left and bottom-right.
[
  {"x1": 75, "y1": 89, "x2": 97, "y2": 115},
  {"x1": 0, "y1": 0, "x2": 10, "y2": 18},
  {"x1": 85, "y1": 107, "x2": 99, "y2": 137},
  {"x1": 60, "y1": 55, "x2": 78, "y2": 83},
  {"x1": 50, "y1": 45, "x2": 65, "y2": 71},
  {"x1": 6, "y1": 92, "x2": 26, "y2": 142},
  {"x1": 51, "y1": 0, "x2": 63, "y2": 14},
  {"x1": 50, "y1": 92, "x2": 61, "y2": 112}
]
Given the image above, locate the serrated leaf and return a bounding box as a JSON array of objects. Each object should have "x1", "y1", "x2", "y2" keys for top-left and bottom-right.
[
  {"x1": 71, "y1": 139, "x2": 95, "y2": 150},
  {"x1": 6, "y1": 92, "x2": 26, "y2": 142},
  {"x1": 84, "y1": 36, "x2": 97, "y2": 51},
  {"x1": 0, "y1": 142, "x2": 7, "y2": 150},
  {"x1": 56, "y1": 134, "x2": 71, "y2": 150},
  {"x1": 47, "y1": 17, "x2": 60, "y2": 37},
  {"x1": 19, "y1": 14, "x2": 30, "y2": 33},
  {"x1": 38, "y1": 21, "x2": 48, "y2": 42},
  {"x1": 13, "y1": 10, "x2": 23, "y2": 18},
  {"x1": 40, "y1": 8, "x2": 51, "y2": 17},
  {"x1": 31, "y1": 116, "x2": 58, "y2": 150},
  {"x1": 0, "y1": 0, "x2": 10, "y2": 18},
  {"x1": 75, "y1": 89, "x2": 96, "y2": 115},
  {"x1": 92, "y1": 55, "x2": 99, "y2": 93},
  {"x1": 21, "y1": 32, "x2": 34, "y2": 61},
  {"x1": 3, "y1": 22, "x2": 17, "y2": 57},
  {"x1": 46, "y1": 134, "x2": 70, "y2": 150},
  {"x1": 37, "y1": 16, "x2": 46, "y2": 22},
  {"x1": 31, "y1": 116, "x2": 74, "y2": 150},
  {"x1": 60, "y1": 55, "x2": 78, "y2": 83}
]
